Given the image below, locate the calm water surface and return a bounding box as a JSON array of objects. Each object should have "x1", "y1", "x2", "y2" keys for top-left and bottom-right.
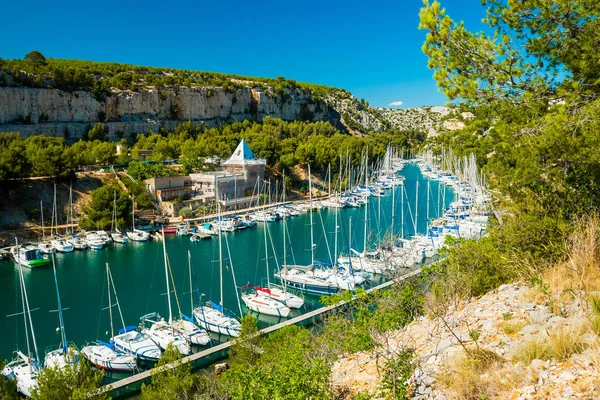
[{"x1": 0, "y1": 164, "x2": 453, "y2": 361}]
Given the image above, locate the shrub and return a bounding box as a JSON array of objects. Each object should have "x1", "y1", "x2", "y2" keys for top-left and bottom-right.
[
  {"x1": 378, "y1": 350, "x2": 414, "y2": 399},
  {"x1": 179, "y1": 207, "x2": 192, "y2": 219},
  {"x1": 502, "y1": 320, "x2": 526, "y2": 335}
]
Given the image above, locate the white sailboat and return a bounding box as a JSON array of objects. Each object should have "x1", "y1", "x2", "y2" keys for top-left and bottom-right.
[
  {"x1": 107, "y1": 265, "x2": 161, "y2": 363},
  {"x1": 241, "y1": 221, "x2": 291, "y2": 318},
  {"x1": 111, "y1": 191, "x2": 129, "y2": 244},
  {"x1": 140, "y1": 233, "x2": 192, "y2": 355},
  {"x1": 44, "y1": 254, "x2": 78, "y2": 369},
  {"x1": 193, "y1": 180, "x2": 242, "y2": 337},
  {"x1": 50, "y1": 238, "x2": 74, "y2": 253},
  {"x1": 338, "y1": 152, "x2": 386, "y2": 275},
  {"x1": 37, "y1": 197, "x2": 56, "y2": 255},
  {"x1": 2, "y1": 239, "x2": 42, "y2": 397},
  {"x1": 65, "y1": 187, "x2": 87, "y2": 250},
  {"x1": 126, "y1": 195, "x2": 150, "y2": 242},
  {"x1": 172, "y1": 251, "x2": 211, "y2": 346},
  {"x1": 81, "y1": 263, "x2": 137, "y2": 371},
  {"x1": 261, "y1": 171, "x2": 304, "y2": 309},
  {"x1": 49, "y1": 186, "x2": 74, "y2": 253},
  {"x1": 275, "y1": 165, "x2": 344, "y2": 295}
]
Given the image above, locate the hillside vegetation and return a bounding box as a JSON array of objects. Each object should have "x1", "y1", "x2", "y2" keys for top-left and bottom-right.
[
  {"x1": 0, "y1": 53, "x2": 453, "y2": 137},
  {"x1": 0, "y1": 55, "x2": 344, "y2": 100}
]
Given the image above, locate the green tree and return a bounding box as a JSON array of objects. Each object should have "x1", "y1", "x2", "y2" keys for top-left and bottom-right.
[
  {"x1": 31, "y1": 358, "x2": 107, "y2": 400},
  {"x1": 80, "y1": 184, "x2": 130, "y2": 230},
  {"x1": 86, "y1": 123, "x2": 109, "y2": 142},
  {"x1": 140, "y1": 344, "x2": 195, "y2": 400},
  {"x1": 419, "y1": 0, "x2": 600, "y2": 218},
  {"x1": 23, "y1": 136, "x2": 66, "y2": 177},
  {"x1": 221, "y1": 325, "x2": 330, "y2": 399},
  {"x1": 0, "y1": 359, "x2": 18, "y2": 400},
  {"x1": 24, "y1": 50, "x2": 47, "y2": 72},
  {"x1": 90, "y1": 141, "x2": 117, "y2": 165},
  {"x1": 179, "y1": 207, "x2": 192, "y2": 219}
]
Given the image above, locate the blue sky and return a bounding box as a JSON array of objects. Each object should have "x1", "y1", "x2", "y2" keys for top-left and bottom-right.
[{"x1": 1, "y1": 0, "x2": 486, "y2": 108}]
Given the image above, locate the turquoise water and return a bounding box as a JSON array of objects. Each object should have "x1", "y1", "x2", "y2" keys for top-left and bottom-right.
[{"x1": 0, "y1": 164, "x2": 453, "y2": 362}]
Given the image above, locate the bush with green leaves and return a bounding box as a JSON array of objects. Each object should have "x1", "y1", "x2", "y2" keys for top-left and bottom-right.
[
  {"x1": 79, "y1": 184, "x2": 130, "y2": 230},
  {"x1": 140, "y1": 343, "x2": 195, "y2": 400},
  {"x1": 30, "y1": 357, "x2": 107, "y2": 400}
]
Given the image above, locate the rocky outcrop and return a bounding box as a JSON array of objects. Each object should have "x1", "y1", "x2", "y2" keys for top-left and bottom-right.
[
  {"x1": 331, "y1": 283, "x2": 600, "y2": 399},
  {"x1": 378, "y1": 106, "x2": 453, "y2": 137},
  {"x1": 0, "y1": 85, "x2": 342, "y2": 140}
]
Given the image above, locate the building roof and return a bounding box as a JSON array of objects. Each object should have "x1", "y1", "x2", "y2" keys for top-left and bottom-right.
[{"x1": 222, "y1": 139, "x2": 266, "y2": 166}]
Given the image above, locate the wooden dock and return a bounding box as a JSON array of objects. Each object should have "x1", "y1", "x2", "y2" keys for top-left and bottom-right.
[{"x1": 102, "y1": 268, "x2": 423, "y2": 398}]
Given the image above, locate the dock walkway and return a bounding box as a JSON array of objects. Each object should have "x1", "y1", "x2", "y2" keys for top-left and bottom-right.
[{"x1": 103, "y1": 268, "x2": 423, "y2": 398}]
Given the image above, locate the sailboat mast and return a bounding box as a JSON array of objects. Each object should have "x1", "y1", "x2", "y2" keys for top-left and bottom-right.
[
  {"x1": 112, "y1": 191, "x2": 116, "y2": 233},
  {"x1": 308, "y1": 164, "x2": 314, "y2": 266},
  {"x1": 401, "y1": 182, "x2": 404, "y2": 239},
  {"x1": 328, "y1": 164, "x2": 331, "y2": 198},
  {"x1": 391, "y1": 183, "x2": 395, "y2": 238},
  {"x1": 264, "y1": 220, "x2": 270, "y2": 287},
  {"x1": 414, "y1": 179, "x2": 419, "y2": 234},
  {"x1": 438, "y1": 181, "x2": 441, "y2": 218},
  {"x1": 108, "y1": 265, "x2": 127, "y2": 332},
  {"x1": 51, "y1": 254, "x2": 67, "y2": 354},
  {"x1": 427, "y1": 180, "x2": 430, "y2": 223},
  {"x1": 348, "y1": 217, "x2": 353, "y2": 273},
  {"x1": 52, "y1": 183, "x2": 57, "y2": 237},
  {"x1": 106, "y1": 263, "x2": 114, "y2": 338},
  {"x1": 40, "y1": 201, "x2": 45, "y2": 241},
  {"x1": 18, "y1": 241, "x2": 39, "y2": 362},
  {"x1": 364, "y1": 163, "x2": 369, "y2": 253},
  {"x1": 334, "y1": 195, "x2": 338, "y2": 264},
  {"x1": 131, "y1": 194, "x2": 135, "y2": 232},
  {"x1": 162, "y1": 230, "x2": 172, "y2": 324},
  {"x1": 217, "y1": 178, "x2": 223, "y2": 307},
  {"x1": 282, "y1": 171, "x2": 287, "y2": 267},
  {"x1": 188, "y1": 251, "x2": 194, "y2": 314},
  {"x1": 15, "y1": 239, "x2": 32, "y2": 363},
  {"x1": 68, "y1": 185, "x2": 73, "y2": 235}
]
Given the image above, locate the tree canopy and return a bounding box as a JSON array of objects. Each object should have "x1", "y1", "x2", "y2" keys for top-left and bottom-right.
[{"x1": 419, "y1": 0, "x2": 600, "y2": 218}]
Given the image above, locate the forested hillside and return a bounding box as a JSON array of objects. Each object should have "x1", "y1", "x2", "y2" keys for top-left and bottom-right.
[{"x1": 0, "y1": 55, "x2": 455, "y2": 140}]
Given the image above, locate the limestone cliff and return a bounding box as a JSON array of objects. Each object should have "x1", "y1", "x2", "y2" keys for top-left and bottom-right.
[{"x1": 0, "y1": 84, "x2": 345, "y2": 140}]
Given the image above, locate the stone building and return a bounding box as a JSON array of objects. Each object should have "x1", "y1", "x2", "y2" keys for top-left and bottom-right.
[
  {"x1": 190, "y1": 139, "x2": 266, "y2": 204},
  {"x1": 145, "y1": 175, "x2": 192, "y2": 201}
]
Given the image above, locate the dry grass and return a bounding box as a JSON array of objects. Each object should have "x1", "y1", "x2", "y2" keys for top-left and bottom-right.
[
  {"x1": 519, "y1": 285, "x2": 549, "y2": 305},
  {"x1": 590, "y1": 294, "x2": 600, "y2": 316},
  {"x1": 543, "y1": 215, "x2": 600, "y2": 295},
  {"x1": 549, "y1": 324, "x2": 588, "y2": 361},
  {"x1": 502, "y1": 320, "x2": 527, "y2": 335},
  {"x1": 439, "y1": 348, "x2": 521, "y2": 400},
  {"x1": 513, "y1": 336, "x2": 552, "y2": 364},
  {"x1": 514, "y1": 324, "x2": 588, "y2": 364}
]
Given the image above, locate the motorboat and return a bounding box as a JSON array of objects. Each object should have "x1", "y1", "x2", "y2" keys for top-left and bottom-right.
[{"x1": 11, "y1": 245, "x2": 51, "y2": 268}]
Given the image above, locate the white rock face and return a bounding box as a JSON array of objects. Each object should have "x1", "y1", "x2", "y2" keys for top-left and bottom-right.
[
  {"x1": 379, "y1": 106, "x2": 452, "y2": 137},
  {"x1": 0, "y1": 86, "x2": 335, "y2": 140}
]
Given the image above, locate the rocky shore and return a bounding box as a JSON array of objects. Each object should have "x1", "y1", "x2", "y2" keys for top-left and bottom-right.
[{"x1": 331, "y1": 282, "x2": 600, "y2": 399}]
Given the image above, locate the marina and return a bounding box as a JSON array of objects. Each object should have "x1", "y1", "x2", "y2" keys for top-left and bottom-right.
[{"x1": 0, "y1": 158, "x2": 489, "y2": 394}]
